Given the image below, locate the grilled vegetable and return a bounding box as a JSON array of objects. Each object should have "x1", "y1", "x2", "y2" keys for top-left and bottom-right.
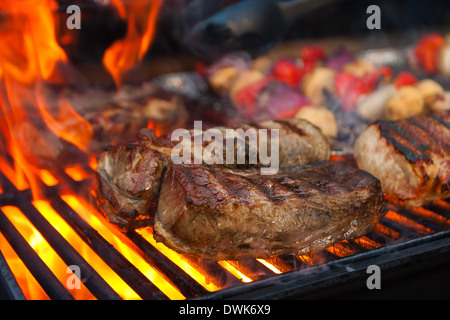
[
  {"x1": 301, "y1": 67, "x2": 336, "y2": 105},
  {"x1": 295, "y1": 106, "x2": 338, "y2": 138},
  {"x1": 384, "y1": 85, "x2": 424, "y2": 120},
  {"x1": 356, "y1": 84, "x2": 396, "y2": 121},
  {"x1": 416, "y1": 79, "x2": 445, "y2": 111}
]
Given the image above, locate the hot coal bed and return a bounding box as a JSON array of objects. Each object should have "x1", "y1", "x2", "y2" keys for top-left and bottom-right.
[{"x1": 1, "y1": 0, "x2": 450, "y2": 300}]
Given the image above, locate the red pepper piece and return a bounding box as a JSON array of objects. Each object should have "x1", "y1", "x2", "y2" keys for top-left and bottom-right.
[
  {"x1": 335, "y1": 71, "x2": 381, "y2": 110},
  {"x1": 234, "y1": 76, "x2": 273, "y2": 118},
  {"x1": 271, "y1": 58, "x2": 301, "y2": 88},
  {"x1": 335, "y1": 71, "x2": 358, "y2": 97},
  {"x1": 376, "y1": 66, "x2": 393, "y2": 82},
  {"x1": 414, "y1": 33, "x2": 444, "y2": 74},
  {"x1": 394, "y1": 71, "x2": 418, "y2": 88},
  {"x1": 343, "y1": 73, "x2": 379, "y2": 110},
  {"x1": 300, "y1": 45, "x2": 326, "y2": 65},
  {"x1": 195, "y1": 61, "x2": 206, "y2": 77}
]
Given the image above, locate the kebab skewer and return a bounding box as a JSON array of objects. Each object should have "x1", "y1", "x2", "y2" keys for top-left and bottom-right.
[{"x1": 198, "y1": 41, "x2": 450, "y2": 143}]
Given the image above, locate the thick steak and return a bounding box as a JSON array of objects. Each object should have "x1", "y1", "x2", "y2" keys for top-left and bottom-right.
[
  {"x1": 96, "y1": 118, "x2": 331, "y2": 231},
  {"x1": 153, "y1": 161, "x2": 387, "y2": 260}
]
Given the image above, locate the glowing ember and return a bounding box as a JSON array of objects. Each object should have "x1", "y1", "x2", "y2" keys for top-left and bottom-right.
[
  {"x1": 325, "y1": 240, "x2": 359, "y2": 258},
  {"x1": 0, "y1": 0, "x2": 186, "y2": 299},
  {"x1": 218, "y1": 261, "x2": 253, "y2": 283},
  {"x1": 0, "y1": 232, "x2": 48, "y2": 299}
]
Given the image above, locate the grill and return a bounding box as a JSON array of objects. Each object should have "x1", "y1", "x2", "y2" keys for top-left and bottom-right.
[
  {"x1": 2, "y1": 0, "x2": 450, "y2": 302},
  {"x1": 1, "y1": 150, "x2": 450, "y2": 300}
]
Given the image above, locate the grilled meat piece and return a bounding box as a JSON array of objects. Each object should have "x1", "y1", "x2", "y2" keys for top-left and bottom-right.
[
  {"x1": 96, "y1": 130, "x2": 173, "y2": 231},
  {"x1": 85, "y1": 88, "x2": 188, "y2": 153},
  {"x1": 354, "y1": 111, "x2": 450, "y2": 206},
  {"x1": 95, "y1": 118, "x2": 331, "y2": 231},
  {"x1": 153, "y1": 161, "x2": 387, "y2": 260},
  {"x1": 31, "y1": 81, "x2": 188, "y2": 169}
]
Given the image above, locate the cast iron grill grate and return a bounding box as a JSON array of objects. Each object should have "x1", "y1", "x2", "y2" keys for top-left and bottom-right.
[{"x1": 0, "y1": 154, "x2": 449, "y2": 300}]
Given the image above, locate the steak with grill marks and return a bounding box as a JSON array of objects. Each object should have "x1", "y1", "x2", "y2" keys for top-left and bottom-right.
[
  {"x1": 354, "y1": 111, "x2": 450, "y2": 206},
  {"x1": 95, "y1": 118, "x2": 331, "y2": 231},
  {"x1": 153, "y1": 161, "x2": 387, "y2": 260}
]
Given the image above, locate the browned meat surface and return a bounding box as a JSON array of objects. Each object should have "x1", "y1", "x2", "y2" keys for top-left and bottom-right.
[
  {"x1": 96, "y1": 129, "x2": 173, "y2": 230},
  {"x1": 354, "y1": 111, "x2": 450, "y2": 207},
  {"x1": 95, "y1": 118, "x2": 331, "y2": 231},
  {"x1": 153, "y1": 161, "x2": 387, "y2": 260},
  {"x1": 22, "y1": 82, "x2": 187, "y2": 169},
  {"x1": 85, "y1": 91, "x2": 187, "y2": 153}
]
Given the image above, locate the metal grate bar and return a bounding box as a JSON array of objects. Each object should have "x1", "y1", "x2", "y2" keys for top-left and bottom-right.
[
  {"x1": 48, "y1": 195, "x2": 169, "y2": 300},
  {"x1": 0, "y1": 208, "x2": 74, "y2": 300},
  {"x1": 59, "y1": 164, "x2": 257, "y2": 295},
  {"x1": 0, "y1": 248, "x2": 25, "y2": 300},
  {"x1": 0, "y1": 169, "x2": 169, "y2": 300},
  {"x1": 126, "y1": 230, "x2": 209, "y2": 298},
  {"x1": 1, "y1": 145, "x2": 450, "y2": 300},
  {"x1": 0, "y1": 175, "x2": 121, "y2": 300}
]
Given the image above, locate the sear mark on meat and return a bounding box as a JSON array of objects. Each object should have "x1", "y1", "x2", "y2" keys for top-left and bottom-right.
[
  {"x1": 354, "y1": 111, "x2": 450, "y2": 206},
  {"x1": 95, "y1": 118, "x2": 331, "y2": 231},
  {"x1": 153, "y1": 161, "x2": 387, "y2": 260}
]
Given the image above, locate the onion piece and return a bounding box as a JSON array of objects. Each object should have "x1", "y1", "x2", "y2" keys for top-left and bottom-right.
[{"x1": 356, "y1": 84, "x2": 396, "y2": 121}]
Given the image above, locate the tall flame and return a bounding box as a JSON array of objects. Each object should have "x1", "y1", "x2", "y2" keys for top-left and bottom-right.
[
  {"x1": 103, "y1": 0, "x2": 163, "y2": 87},
  {"x1": 0, "y1": 0, "x2": 92, "y2": 198},
  {"x1": 0, "y1": 0, "x2": 67, "y2": 84}
]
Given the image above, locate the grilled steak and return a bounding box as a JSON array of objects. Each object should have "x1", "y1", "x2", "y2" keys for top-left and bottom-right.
[
  {"x1": 354, "y1": 111, "x2": 450, "y2": 206},
  {"x1": 153, "y1": 161, "x2": 387, "y2": 260},
  {"x1": 96, "y1": 118, "x2": 331, "y2": 231}
]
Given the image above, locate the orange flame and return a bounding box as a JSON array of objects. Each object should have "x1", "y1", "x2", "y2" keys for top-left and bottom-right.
[
  {"x1": 35, "y1": 94, "x2": 93, "y2": 152},
  {"x1": 0, "y1": 0, "x2": 234, "y2": 300},
  {"x1": 0, "y1": 0, "x2": 93, "y2": 198},
  {"x1": 103, "y1": 0, "x2": 163, "y2": 87},
  {"x1": 0, "y1": 0, "x2": 68, "y2": 84},
  {"x1": 147, "y1": 119, "x2": 163, "y2": 137}
]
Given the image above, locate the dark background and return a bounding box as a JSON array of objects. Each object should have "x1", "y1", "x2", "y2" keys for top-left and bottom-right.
[{"x1": 56, "y1": 0, "x2": 450, "y2": 63}]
